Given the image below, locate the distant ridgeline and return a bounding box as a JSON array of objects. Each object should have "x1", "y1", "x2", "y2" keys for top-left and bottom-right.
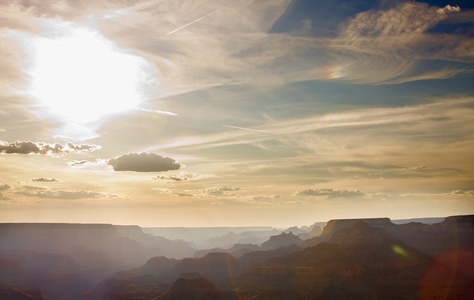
[{"x1": 0, "y1": 215, "x2": 473, "y2": 300}]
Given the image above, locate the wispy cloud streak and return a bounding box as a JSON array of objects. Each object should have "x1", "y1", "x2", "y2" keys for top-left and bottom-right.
[
  {"x1": 223, "y1": 124, "x2": 271, "y2": 134},
  {"x1": 151, "y1": 97, "x2": 474, "y2": 152},
  {"x1": 166, "y1": 8, "x2": 222, "y2": 35},
  {"x1": 137, "y1": 108, "x2": 178, "y2": 116}
]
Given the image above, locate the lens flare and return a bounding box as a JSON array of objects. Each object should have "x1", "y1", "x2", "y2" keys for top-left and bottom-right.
[{"x1": 392, "y1": 244, "x2": 408, "y2": 256}]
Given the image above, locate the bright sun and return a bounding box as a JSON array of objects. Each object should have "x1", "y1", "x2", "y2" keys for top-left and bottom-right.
[{"x1": 29, "y1": 24, "x2": 157, "y2": 125}]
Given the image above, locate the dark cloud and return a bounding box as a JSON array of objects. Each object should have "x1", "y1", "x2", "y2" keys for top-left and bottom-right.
[
  {"x1": 206, "y1": 186, "x2": 242, "y2": 196},
  {"x1": 31, "y1": 177, "x2": 59, "y2": 182},
  {"x1": 52, "y1": 190, "x2": 114, "y2": 200},
  {"x1": 0, "y1": 140, "x2": 101, "y2": 155},
  {"x1": 0, "y1": 192, "x2": 7, "y2": 200},
  {"x1": 0, "y1": 184, "x2": 11, "y2": 191},
  {"x1": 108, "y1": 152, "x2": 181, "y2": 172},
  {"x1": 297, "y1": 188, "x2": 364, "y2": 198},
  {"x1": 176, "y1": 192, "x2": 194, "y2": 197}
]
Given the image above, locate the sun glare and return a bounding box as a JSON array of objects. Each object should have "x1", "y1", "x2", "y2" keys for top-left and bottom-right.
[{"x1": 29, "y1": 24, "x2": 157, "y2": 124}]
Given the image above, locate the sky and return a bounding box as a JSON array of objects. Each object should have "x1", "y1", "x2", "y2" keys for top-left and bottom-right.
[{"x1": 0, "y1": 0, "x2": 473, "y2": 227}]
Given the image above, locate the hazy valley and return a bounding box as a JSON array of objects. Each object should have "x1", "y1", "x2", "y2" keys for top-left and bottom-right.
[{"x1": 0, "y1": 215, "x2": 473, "y2": 300}]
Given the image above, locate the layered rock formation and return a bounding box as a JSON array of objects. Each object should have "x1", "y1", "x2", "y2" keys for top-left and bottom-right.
[{"x1": 305, "y1": 215, "x2": 474, "y2": 256}]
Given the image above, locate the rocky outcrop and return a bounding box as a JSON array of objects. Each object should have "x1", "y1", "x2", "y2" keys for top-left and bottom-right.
[
  {"x1": 168, "y1": 253, "x2": 238, "y2": 282},
  {"x1": 0, "y1": 223, "x2": 194, "y2": 261},
  {"x1": 157, "y1": 277, "x2": 225, "y2": 300},
  {"x1": 321, "y1": 218, "x2": 393, "y2": 236},
  {"x1": 283, "y1": 226, "x2": 306, "y2": 235},
  {"x1": 96, "y1": 275, "x2": 233, "y2": 300},
  {"x1": 260, "y1": 232, "x2": 304, "y2": 250},
  {"x1": 238, "y1": 223, "x2": 432, "y2": 299},
  {"x1": 115, "y1": 256, "x2": 178, "y2": 277},
  {"x1": 237, "y1": 220, "x2": 474, "y2": 299},
  {"x1": 194, "y1": 243, "x2": 259, "y2": 258},
  {"x1": 203, "y1": 229, "x2": 282, "y2": 249},
  {"x1": 82, "y1": 216, "x2": 474, "y2": 300},
  {"x1": 328, "y1": 221, "x2": 393, "y2": 245},
  {"x1": 87, "y1": 273, "x2": 165, "y2": 300},
  {"x1": 77, "y1": 256, "x2": 177, "y2": 300},
  {"x1": 0, "y1": 251, "x2": 92, "y2": 300},
  {"x1": 239, "y1": 245, "x2": 303, "y2": 270},
  {"x1": 0, "y1": 287, "x2": 45, "y2": 300},
  {"x1": 390, "y1": 215, "x2": 474, "y2": 255},
  {"x1": 297, "y1": 225, "x2": 322, "y2": 240},
  {"x1": 0, "y1": 223, "x2": 196, "y2": 300},
  {"x1": 304, "y1": 215, "x2": 474, "y2": 256}
]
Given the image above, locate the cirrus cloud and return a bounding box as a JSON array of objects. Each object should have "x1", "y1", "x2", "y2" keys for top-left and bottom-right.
[
  {"x1": 108, "y1": 152, "x2": 181, "y2": 172},
  {"x1": 153, "y1": 185, "x2": 244, "y2": 198},
  {"x1": 297, "y1": 188, "x2": 364, "y2": 198},
  {"x1": 14, "y1": 185, "x2": 119, "y2": 200},
  {"x1": 334, "y1": 2, "x2": 468, "y2": 84}
]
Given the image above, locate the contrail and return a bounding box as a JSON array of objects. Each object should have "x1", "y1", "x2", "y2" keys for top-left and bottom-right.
[
  {"x1": 166, "y1": 9, "x2": 220, "y2": 35},
  {"x1": 223, "y1": 124, "x2": 271, "y2": 134},
  {"x1": 137, "y1": 108, "x2": 178, "y2": 116}
]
